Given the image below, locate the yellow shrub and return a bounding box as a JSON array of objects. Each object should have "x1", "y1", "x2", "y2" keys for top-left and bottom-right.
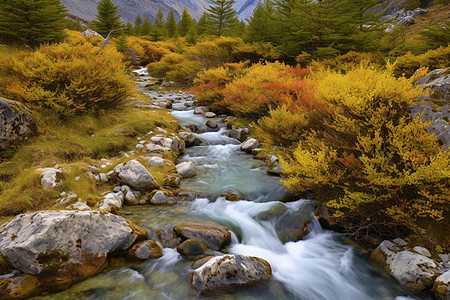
[
  {"x1": 148, "y1": 53, "x2": 201, "y2": 84},
  {"x1": 126, "y1": 36, "x2": 176, "y2": 65},
  {"x1": 1, "y1": 42, "x2": 135, "y2": 117},
  {"x1": 394, "y1": 46, "x2": 450, "y2": 77}
]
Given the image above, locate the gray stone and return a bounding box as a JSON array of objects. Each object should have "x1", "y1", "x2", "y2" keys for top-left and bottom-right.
[
  {"x1": 191, "y1": 254, "x2": 272, "y2": 293},
  {"x1": 179, "y1": 131, "x2": 195, "y2": 147},
  {"x1": 99, "y1": 173, "x2": 108, "y2": 182},
  {"x1": 0, "y1": 97, "x2": 37, "y2": 151},
  {"x1": 177, "y1": 239, "x2": 208, "y2": 256},
  {"x1": 88, "y1": 165, "x2": 100, "y2": 174},
  {"x1": 127, "y1": 240, "x2": 163, "y2": 260},
  {"x1": 125, "y1": 190, "x2": 139, "y2": 205},
  {"x1": 147, "y1": 156, "x2": 171, "y2": 168},
  {"x1": 36, "y1": 168, "x2": 62, "y2": 190},
  {"x1": 206, "y1": 120, "x2": 217, "y2": 128},
  {"x1": 204, "y1": 112, "x2": 216, "y2": 118},
  {"x1": 150, "y1": 190, "x2": 177, "y2": 205},
  {"x1": 97, "y1": 192, "x2": 123, "y2": 212},
  {"x1": 66, "y1": 201, "x2": 91, "y2": 211},
  {"x1": 433, "y1": 270, "x2": 450, "y2": 300},
  {"x1": 413, "y1": 246, "x2": 431, "y2": 257},
  {"x1": 0, "y1": 210, "x2": 146, "y2": 286},
  {"x1": 194, "y1": 107, "x2": 208, "y2": 115},
  {"x1": 229, "y1": 128, "x2": 249, "y2": 142},
  {"x1": 266, "y1": 155, "x2": 283, "y2": 175},
  {"x1": 393, "y1": 238, "x2": 408, "y2": 247},
  {"x1": 176, "y1": 161, "x2": 197, "y2": 178},
  {"x1": 240, "y1": 137, "x2": 260, "y2": 153},
  {"x1": 55, "y1": 192, "x2": 78, "y2": 207},
  {"x1": 114, "y1": 160, "x2": 159, "y2": 191},
  {"x1": 81, "y1": 29, "x2": 103, "y2": 38},
  {"x1": 174, "y1": 223, "x2": 231, "y2": 251}
]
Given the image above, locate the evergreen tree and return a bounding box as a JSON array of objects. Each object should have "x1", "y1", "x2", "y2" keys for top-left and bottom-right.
[
  {"x1": 186, "y1": 27, "x2": 198, "y2": 44},
  {"x1": 141, "y1": 17, "x2": 152, "y2": 36},
  {"x1": 166, "y1": 10, "x2": 177, "y2": 38},
  {"x1": 206, "y1": 0, "x2": 238, "y2": 37},
  {"x1": 196, "y1": 12, "x2": 212, "y2": 36},
  {"x1": 420, "y1": 21, "x2": 450, "y2": 51},
  {"x1": 0, "y1": 0, "x2": 67, "y2": 47},
  {"x1": 92, "y1": 0, "x2": 123, "y2": 37},
  {"x1": 115, "y1": 34, "x2": 128, "y2": 52},
  {"x1": 178, "y1": 8, "x2": 194, "y2": 37},
  {"x1": 125, "y1": 21, "x2": 133, "y2": 35},
  {"x1": 246, "y1": 1, "x2": 275, "y2": 42},
  {"x1": 151, "y1": 6, "x2": 165, "y2": 41},
  {"x1": 134, "y1": 15, "x2": 142, "y2": 36}
]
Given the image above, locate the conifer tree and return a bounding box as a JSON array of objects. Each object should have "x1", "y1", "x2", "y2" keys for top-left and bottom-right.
[
  {"x1": 196, "y1": 12, "x2": 212, "y2": 36},
  {"x1": 125, "y1": 21, "x2": 133, "y2": 35},
  {"x1": 206, "y1": 0, "x2": 238, "y2": 37},
  {"x1": 178, "y1": 8, "x2": 194, "y2": 37},
  {"x1": 92, "y1": 0, "x2": 123, "y2": 37},
  {"x1": 134, "y1": 15, "x2": 142, "y2": 36},
  {"x1": 115, "y1": 34, "x2": 128, "y2": 52},
  {"x1": 141, "y1": 17, "x2": 152, "y2": 36},
  {"x1": 166, "y1": 10, "x2": 177, "y2": 38},
  {"x1": 0, "y1": 0, "x2": 67, "y2": 47},
  {"x1": 151, "y1": 6, "x2": 165, "y2": 41},
  {"x1": 246, "y1": 1, "x2": 275, "y2": 42}
]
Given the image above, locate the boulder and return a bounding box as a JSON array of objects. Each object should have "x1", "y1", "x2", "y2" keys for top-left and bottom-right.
[
  {"x1": 81, "y1": 29, "x2": 103, "y2": 38},
  {"x1": 126, "y1": 240, "x2": 163, "y2": 260},
  {"x1": 176, "y1": 161, "x2": 197, "y2": 178},
  {"x1": 240, "y1": 138, "x2": 259, "y2": 153},
  {"x1": 206, "y1": 120, "x2": 218, "y2": 129},
  {"x1": 176, "y1": 239, "x2": 208, "y2": 256},
  {"x1": 36, "y1": 168, "x2": 62, "y2": 190},
  {"x1": 433, "y1": 270, "x2": 450, "y2": 300},
  {"x1": 194, "y1": 107, "x2": 208, "y2": 115},
  {"x1": 0, "y1": 274, "x2": 40, "y2": 299},
  {"x1": 97, "y1": 192, "x2": 123, "y2": 212},
  {"x1": 204, "y1": 112, "x2": 216, "y2": 118},
  {"x1": 0, "y1": 210, "x2": 147, "y2": 287},
  {"x1": 0, "y1": 97, "x2": 37, "y2": 151},
  {"x1": 114, "y1": 160, "x2": 159, "y2": 191},
  {"x1": 266, "y1": 155, "x2": 283, "y2": 175},
  {"x1": 229, "y1": 128, "x2": 249, "y2": 142},
  {"x1": 174, "y1": 223, "x2": 231, "y2": 251},
  {"x1": 150, "y1": 190, "x2": 177, "y2": 205},
  {"x1": 124, "y1": 189, "x2": 139, "y2": 206},
  {"x1": 191, "y1": 254, "x2": 272, "y2": 293},
  {"x1": 179, "y1": 131, "x2": 195, "y2": 147}
]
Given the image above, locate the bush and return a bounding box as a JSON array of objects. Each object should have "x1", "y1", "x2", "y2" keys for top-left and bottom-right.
[
  {"x1": 280, "y1": 64, "x2": 449, "y2": 233},
  {"x1": 126, "y1": 36, "x2": 177, "y2": 65},
  {"x1": 148, "y1": 52, "x2": 202, "y2": 84},
  {"x1": 394, "y1": 46, "x2": 450, "y2": 77},
  {"x1": 0, "y1": 42, "x2": 135, "y2": 117}
]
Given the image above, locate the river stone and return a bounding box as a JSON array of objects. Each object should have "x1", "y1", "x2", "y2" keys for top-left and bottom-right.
[
  {"x1": 204, "y1": 112, "x2": 216, "y2": 118},
  {"x1": 0, "y1": 274, "x2": 40, "y2": 299},
  {"x1": 176, "y1": 161, "x2": 197, "y2": 178},
  {"x1": 229, "y1": 128, "x2": 249, "y2": 142},
  {"x1": 433, "y1": 270, "x2": 450, "y2": 300},
  {"x1": 388, "y1": 251, "x2": 439, "y2": 291},
  {"x1": 179, "y1": 131, "x2": 195, "y2": 147},
  {"x1": 266, "y1": 155, "x2": 283, "y2": 175},
  {"x1": 191, "y1": 254, "x2": 272, "y2": 293},
  {"x1": 240, "y1": 138, "x2": 259, "y2": 153},
  {"x1": 163, "y1": 175, "x2": 181, "y2": 188},
  {"x1": 176, "y1": 239, "x2": 208, "y2": 256},
  {"x1": 173, "y1": 224, "x2": 231, "y2": 251},
  {"x1": 114, "y1": 160, "x2": 159, "y2": 191},
  {"x1": 206, "y1": 120, "x2": 218, "y2": 128},
  {"x1": 127, "y1": 240, "x2": 163, "y2": 260},
  {"x1": 0, "y1": 210, "x2": 147, "y2": 287},
  {"x1": 0, "y1": 97, "x2": 37, "y2": 151},
  {"x1": 194, "y1": 107, "x2": 208, "y2": 115},
  {"x1": 97, "y1": 192, "x2": 124, "y2": 212},
  {"x1": 36, "y1": 168, "x2": 62, "y2": 190},
  {"x1": 192, "y1": 256, "x2": 215, "y2": 269},
  {"x1": 150, "y1": 190, "x2": 177, "y2": 205}
]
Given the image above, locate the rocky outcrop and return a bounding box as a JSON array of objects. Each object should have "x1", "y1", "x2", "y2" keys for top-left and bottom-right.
[
  {"x1": 173, "y1": 223, "x2": 231, "y2": 251},
  {"x1": 0, "y1": 97, "x2": 37, "y2": 151},
  {"x1": 113, "y1": 160, "x2": 160, "y2": 191},
  {"x1": 0, "y1": 210, "x2": 147, "y2": 287},
  {"x1": 176, "y1": 161, "x2": 197, "y2": 178},
  {"x1": 370, "y1": 239, "x2": 441, "y2": 292},
  {"x1": 191, "y1": 254, "x2": 272, "y2": 293},
  {"x1": 126, "y1": 240, "x2": 163, "y2": 260},
  {"x1": 384, "y1": 8, "x2": 428, "y2": 32},
  {"x1": 0, "y1": 274, "x2": 40, "y2": 299},
  {"x1": 81, "y1": 29, "x2": 103, "y2": 38},
  {"x1": 240, "y1": 138, "x2": 259, "y2": 153}
]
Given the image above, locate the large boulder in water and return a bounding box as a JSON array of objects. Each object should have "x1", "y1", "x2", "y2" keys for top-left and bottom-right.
[
  {"x1": 0, "y1": 210, "x2": 147, "y2": 287},
  {"x1": 113, "y1": 160, "x2": 160, "y2": 191},
  {"x1": 175, "y1": 161, "x2": 197, "y2": 178},
  {"x1": 191, "y1": 254, "x2": 272, "y2": 293},
  {"x1": 174, "y1": 223, "x2": 231, "y2": 251},
  {"x1": 0, "y1": 97, "x2": 37, "y2": 151}
]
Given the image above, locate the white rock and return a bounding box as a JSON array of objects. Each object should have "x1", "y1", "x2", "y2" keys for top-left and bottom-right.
[
  {"x1": 99, "y1": 173, "x2": 108, "y2": 182},
  {"x1": 114, "y1": 160, "x2": 159, "y2": 190},
  {"x1": 36, "y1": 168, "x2": 62, "y2": 189},
  {"x1": 97, "y1": 192, "x2": 123, "y2": 212},
  {"x1": 176, "y1": 161, "x2": 197, "y2": 178},
  {"x1": 433, "y1": 270, "x2": 450, "y2": 300},
  {"x1": 240, "y1": 138, "x2": 260, "y2": 153},
  {"x1": 148, "y1": 157, "x2": 171, "y2": 168},
  {"x1": 204, "y1": 112, "x2": 216, "y2": 118},
  {"x1": 413, "y1": 246, "x2": 431, "y2": 257},
  {"x1": 67, "y1": 201, "x2": 91, "y2": 211}
]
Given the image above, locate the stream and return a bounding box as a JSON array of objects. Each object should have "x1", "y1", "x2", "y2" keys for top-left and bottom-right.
[{"x1": 35, "y1": 70, "x2": 429, "y2": 300}]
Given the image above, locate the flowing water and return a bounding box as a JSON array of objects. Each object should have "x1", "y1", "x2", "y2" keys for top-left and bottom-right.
[{"x1": 34, "y1": 70, "x2": 429, "y2": 300}]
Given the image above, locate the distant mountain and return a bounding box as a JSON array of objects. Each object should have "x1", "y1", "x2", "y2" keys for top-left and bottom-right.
[{"x1": 61, "y1": 0, "x2": 259, "y2": 23}]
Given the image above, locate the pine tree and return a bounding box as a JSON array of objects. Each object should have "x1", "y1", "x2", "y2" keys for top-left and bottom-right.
[
  {"x1": 125, "y1": 21, "x2": 133, "y2": 35},
  {"x1": 178, "y1": 8, "x2": 194, "y2": 37},
  {"x1": 141, "y1": 17, "x2": 152, "y2": 36},
  {"x1": 246, "y1": 1, "x2": 275, "y2": 42},
  {"x1": 134, "y1": 15, "x2": 142, "y2": 36},
  {"x1": 166, "y1": 10, "x2": 177, "y2": 38},
  {"x1": 196, "y1": 12, "x2": 212, "y2": 36},
  {"x1": 206, "y1": 0, "x2": 238, "y2": 37},
  {"x1": 115, "y1": 34, "x2": 128, "y2": 52},
  {"x1": 151, "y1": 6, "x2": 165, "y2": 41},
  {"x1": 92, "y1": 0, "x2": 123, "y2": 37},
  {"x1": 0, "y1": 0, "x2": 67, "y2": 47}
]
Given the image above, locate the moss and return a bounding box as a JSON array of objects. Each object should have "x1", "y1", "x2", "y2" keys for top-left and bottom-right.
[
  {"x1": 0, "y1": 256, "x2": 13, "y2": 275},
  {"x1": 431, "y1": 104, "x2": 442, "y2": 112},
  {"x1": 36, "y1": 250, "x2": 70, "y2": 275},
  {"x1": 443, "y1": 116, "x2": 449, "y2": 124}
]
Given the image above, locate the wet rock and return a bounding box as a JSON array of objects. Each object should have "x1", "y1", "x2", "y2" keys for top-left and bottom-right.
[
  {"x1": 433, "y1": 270, "x2": 450, "y2": 300},
  {"x1": 150, "y1": 190, "x2": 177, "y2": 205},
  {"x1": 257, "y1": 203, "x2": 288, "y2": 221},
  {"x1": 0, "y1": 97, "x2": 37, "y2": 151},
  {"x1": 192, "y1": 256, "x2": 215, "y2": 269},
  {"x1": 0, "y1": 274, "x2": 40, "y2": 299},
  {"x1": 224, "y1": 193, "x2": 242, "y2": 202},
  {"x1": 240, "y1": 138, "x2": 259, "y2": 153},
  {"x1": 176, "y1": 239, "x2": 208, "y2": 256},
  {"x1": 229, "y1": 128, "x2": 249, "y2": 142},
  {"x1": 185, "y1": 124, "x2": 198, "y2": 133},
  {"x1": 194, "y1": 107, "x2": 208, "y2": 115},
  {"x1": 179, "y1": 131, "x2": 195, "y2": 147},
  {"x1": 163, "y1": 175, "x2": 181, "y2": 188},
  {"x1": 204, "y1": 112, "x2": 216, "y2": 118},
  {"x1": 155, "y1": 228, "x2": 182, "y2": 248},
  {"x1": 124, "y1": 190, "x2": 139, "y2": 206},
  {"x1": 176, "y1": 161, "x2": 197, "y2": 178},
  {"x1": 114, "y1": 160, "x2": 159, "y2": 191},
  {"x1": 191, "y1": 254, "x2": 272, "y2": 293},
  {"x1": 174, "y1": 223, "x2": 231, "y2": 251},
  {"x1": 0, "y1": 210, "x2": 147, "y2": 287},
  {"x1": 177, "y1": 191, "x2": 200, "y2": 202},
  {"x1": 266, "y1": 155, "x2": 283, "y2": 175},
  {"x1": 413, "y1": 246, "x2": 431, "y2": 257},
  {"x1": 126, "y1": 240, "x2": 163, "y2": 260},
  {"x1": 36, "y1": 168, "x2": 62, "y2": 190},
  {"x1": 206, "y1": 120, "x2": 218, "y2": 128}
]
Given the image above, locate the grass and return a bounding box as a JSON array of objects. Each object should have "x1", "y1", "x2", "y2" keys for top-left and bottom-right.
[{"x1": 0, "y1": 103, "x2": 180, "y2": 218}]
